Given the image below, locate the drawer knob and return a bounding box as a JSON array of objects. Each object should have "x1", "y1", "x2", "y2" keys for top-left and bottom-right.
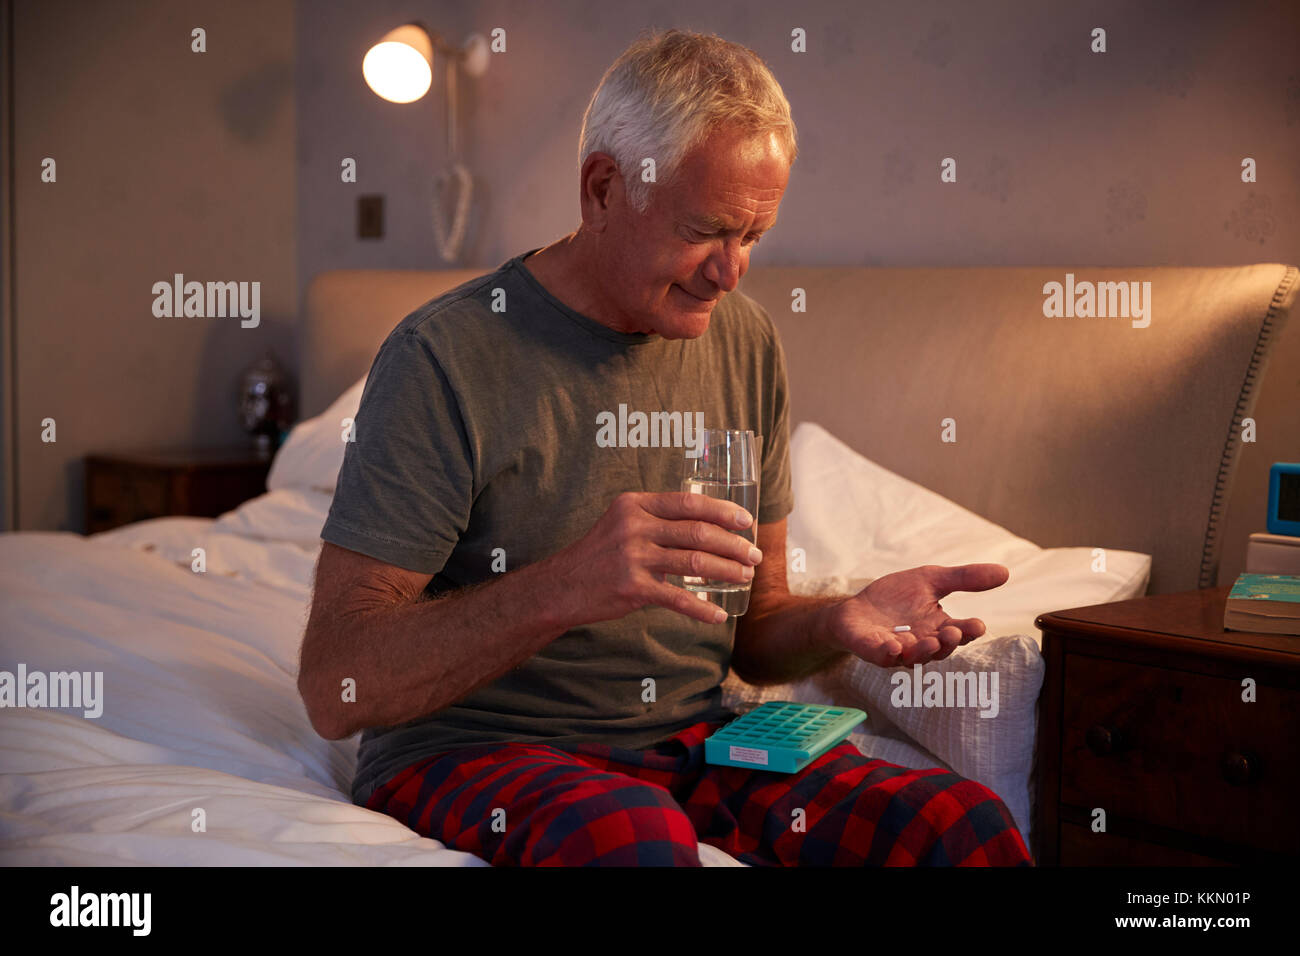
[
  {"x1": 1220, "y1": 752, "x2": 1258, "y2": 787},
  {"x1": 1085, "y1": 724, "x2": 1119, "y2": 756}
]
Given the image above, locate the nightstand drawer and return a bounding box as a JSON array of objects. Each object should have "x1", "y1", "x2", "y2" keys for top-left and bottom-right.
[
  {"x1": 84, "y1": 448, "x2": 272, "y2": 534},
  {"x1": 1058, "y1": 822, "x2": 1231, "y2": 866},
  {"x1": 86, "y1": 468, "x2": 171, "y2": 528},
  {"x1": 1060, "y1": 653, "x2": 1300, "y2": 856}
]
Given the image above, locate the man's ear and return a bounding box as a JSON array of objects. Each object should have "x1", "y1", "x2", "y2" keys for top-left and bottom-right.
[{"x1": 579, "y1": 151, "x2": 619, "y2": 233}]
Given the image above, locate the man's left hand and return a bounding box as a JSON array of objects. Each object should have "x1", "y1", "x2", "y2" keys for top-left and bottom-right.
[{"x1": 826, "y1": 564, "x2": 1010, "y2": 668}]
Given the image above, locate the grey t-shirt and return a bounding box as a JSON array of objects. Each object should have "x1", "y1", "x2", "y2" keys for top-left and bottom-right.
[{"x1": 321, "y1": 248, "x2": 795, "y2": 805}]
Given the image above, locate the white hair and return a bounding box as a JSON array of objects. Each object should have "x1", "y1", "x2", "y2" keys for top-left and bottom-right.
[{"x1": 578, "y1": 29, "x2": 798, "y2": 214}]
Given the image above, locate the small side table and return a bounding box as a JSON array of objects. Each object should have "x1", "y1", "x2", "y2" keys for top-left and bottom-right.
[
  {"x1": 1034, "y1": 586, "x2": 1300, "y2": 865},
  {"x1": 84, "y1": 447, "x2": 273, "y2": 534}
]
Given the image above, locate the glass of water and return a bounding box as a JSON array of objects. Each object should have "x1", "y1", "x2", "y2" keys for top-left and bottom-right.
[{"x1": 669, "y1": 428, "x2": 761, "y2": 617}]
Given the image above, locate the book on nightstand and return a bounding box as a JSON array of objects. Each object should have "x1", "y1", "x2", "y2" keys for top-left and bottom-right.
[{"x1": 1224, "y1": 572, "x2": 1300, "y2": 635}]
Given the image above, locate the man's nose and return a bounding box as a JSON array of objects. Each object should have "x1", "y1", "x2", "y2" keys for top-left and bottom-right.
[{"x1": 702, "y1": 239, "x2": 743, "y2": 293}]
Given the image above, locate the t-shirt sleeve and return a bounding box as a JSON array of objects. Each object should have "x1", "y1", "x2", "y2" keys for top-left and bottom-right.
[
  {"x1": 319, "y1": 328, "x2": 474, "y2": 574},
  {"x1": 758, "y1": 320, "x2": 795, "y2": 525}
]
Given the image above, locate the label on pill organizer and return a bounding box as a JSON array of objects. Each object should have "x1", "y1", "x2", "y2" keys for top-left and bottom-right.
[{"x1": 729, "y1": 745, "x2": 769, "y2": 765}]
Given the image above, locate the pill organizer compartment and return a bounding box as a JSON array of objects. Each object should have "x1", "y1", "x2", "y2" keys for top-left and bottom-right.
[{"x1": 704, "y1": 701, "x2": 867, "y2": 773}]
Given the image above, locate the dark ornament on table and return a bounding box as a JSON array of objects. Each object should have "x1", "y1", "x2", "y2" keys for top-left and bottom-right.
[{"x1": 239, "y1": 352, "x2": 295, "y2": 459}]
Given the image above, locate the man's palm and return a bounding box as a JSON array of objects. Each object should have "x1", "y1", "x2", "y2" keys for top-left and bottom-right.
[{"x1": 829, "y1": 564, "x2": 1010, "y2": 667}]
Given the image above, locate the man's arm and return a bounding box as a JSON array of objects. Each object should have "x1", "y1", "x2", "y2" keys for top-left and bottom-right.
[
  {"x1": 729, "y1": 518, "x2": 850, "y2": 685},
  {"x1": 299, "y1": 491, "x2": 760, "y2": 739},
  {"x1": 298, "y1": 542, "x2": 577, "y2": 740}
]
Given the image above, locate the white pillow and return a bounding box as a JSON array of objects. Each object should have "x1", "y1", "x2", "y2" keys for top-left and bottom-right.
[
  {"x1": 727, "y1": 421, "x2": 1152, "y2": 842},
  {"x1": 211, "y1": 487, "x2": 334, "y2": 549},
  {"x1": 267, "y1": 377, "x2": 365, "y2": 494},
  {"x1": 837, "y1": 632, "x2": 1045, "y2": 843}
]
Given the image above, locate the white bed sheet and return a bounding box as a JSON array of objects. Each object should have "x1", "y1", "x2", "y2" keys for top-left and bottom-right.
[{"x1": 0, "y1": 513, "x2": 484, "y2": 866}]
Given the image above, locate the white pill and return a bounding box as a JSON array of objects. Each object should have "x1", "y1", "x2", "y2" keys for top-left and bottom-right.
[{"x1": 892, "y1": 625, "x2": 911, "y2": 632}]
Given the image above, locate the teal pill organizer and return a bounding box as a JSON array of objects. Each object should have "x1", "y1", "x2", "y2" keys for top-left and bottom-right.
[{"x1": 704, "y1": 701, "x2": 867, "y2": 773}]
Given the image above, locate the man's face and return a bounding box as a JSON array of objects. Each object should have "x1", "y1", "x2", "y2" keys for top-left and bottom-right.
[{"x1": 597, "y1": 127, "x2": 790, "y2": 338}]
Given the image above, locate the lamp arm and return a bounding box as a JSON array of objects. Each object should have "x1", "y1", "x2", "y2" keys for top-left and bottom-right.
[
  {"x1": 446, "y1": 57, "x2": 457, "y2": 157},
  {"x1": 411, "y1": 22, "x2": 469, "y2": 61},
  {"x1": 405, "y1": 22, "x2": 462, "y2": 157}
]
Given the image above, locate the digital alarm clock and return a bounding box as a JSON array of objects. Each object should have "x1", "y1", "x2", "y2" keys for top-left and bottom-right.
[{"x1": 1266, "y1": 462, "x2": 1300, "y2": 536}]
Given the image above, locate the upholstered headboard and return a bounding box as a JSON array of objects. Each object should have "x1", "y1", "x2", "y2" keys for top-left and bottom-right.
[{"x1": 300, "y1": 263, "x2": 1298, "y2": 596}]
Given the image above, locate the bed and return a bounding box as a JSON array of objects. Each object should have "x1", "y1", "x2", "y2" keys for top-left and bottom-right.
[{"x1": 2, "y1": 261, "x2": 1295, "y2": 866}]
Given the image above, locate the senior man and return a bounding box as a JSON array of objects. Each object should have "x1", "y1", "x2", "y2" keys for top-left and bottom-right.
[{"x1": 298, "y1": 29, "x2": 1032, "y2": 867}]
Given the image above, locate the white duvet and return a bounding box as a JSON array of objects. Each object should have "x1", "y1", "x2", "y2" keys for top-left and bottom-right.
[{"x1": 0, "y1": 501, "x2": 483, "y2": 866}]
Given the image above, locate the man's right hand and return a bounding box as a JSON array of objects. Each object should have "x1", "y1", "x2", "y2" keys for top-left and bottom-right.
[{"x1": 549, "y1": 491, "x2": 763, "y2": 626}]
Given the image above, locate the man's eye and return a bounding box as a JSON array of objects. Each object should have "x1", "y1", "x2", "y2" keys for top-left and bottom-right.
[{"x1": 686, "y1": 229, "x2": 762, "y2": 245}]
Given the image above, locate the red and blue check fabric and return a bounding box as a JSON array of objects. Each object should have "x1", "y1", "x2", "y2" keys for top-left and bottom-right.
[{"x1": 365, "y1": 717, "x2": 1033, "y2": 866}]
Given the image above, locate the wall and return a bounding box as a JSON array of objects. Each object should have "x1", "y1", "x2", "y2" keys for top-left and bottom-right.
[
  {"x1": 9, "y1": 0, "x2": 1298, "y2": 538},
  {"x1": 295, "y1": 0, "x2": 1300, "y2": 589},
  {"x1": 297, "y1": 0, "x2": 1300, "y2": 278},
  {"x1": 9, "y1": 0, "x2": 295, "y2": 530}
]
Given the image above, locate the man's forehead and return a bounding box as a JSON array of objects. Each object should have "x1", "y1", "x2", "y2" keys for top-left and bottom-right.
[
  {"x1": 666, "y1": 131, "x2": 789, "y2": 227},
  {"x1": 672, "y1": 167, "x2": 785, "y2": 229},
  {"x1": 683, "y1": 208, "x2": 779, "y2": 231}
]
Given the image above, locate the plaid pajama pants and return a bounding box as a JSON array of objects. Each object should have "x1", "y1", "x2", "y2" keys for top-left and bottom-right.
[{"x1": 364, "y1": 716, "x2": 1033, "y2": 867}]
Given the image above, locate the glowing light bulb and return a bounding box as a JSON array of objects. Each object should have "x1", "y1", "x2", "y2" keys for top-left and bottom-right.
[{"x1": 362, "y1": 25, "x2": 433, "y2": 103}]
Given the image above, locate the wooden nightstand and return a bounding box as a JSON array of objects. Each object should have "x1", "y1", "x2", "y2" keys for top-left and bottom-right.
[
  {"x1": 84, "y1": 447, "x2": 273, "y2": 534},
  {"x1": 1034, "y1": 586, "x2": 1300, "y2": 866}
]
